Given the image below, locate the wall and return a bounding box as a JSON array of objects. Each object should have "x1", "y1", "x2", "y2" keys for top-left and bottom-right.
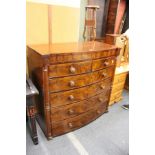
[
  {"x1": 26, "y1": 0, "x2": 81, "y2": 44},
  {"x1": 26, "y1": 2, "x2": 49, "y2": 44},
  {"x1": 26, "y1": 0, "x2": 80, "y2": 8}
]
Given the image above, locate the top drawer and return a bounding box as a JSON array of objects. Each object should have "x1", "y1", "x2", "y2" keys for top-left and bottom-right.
[
  {"x1": 48, "y1": 61, "x2": 91, "y2": 78},
  {"x1": 92, "y1": 56, "x2": 116, "y2": 71}
]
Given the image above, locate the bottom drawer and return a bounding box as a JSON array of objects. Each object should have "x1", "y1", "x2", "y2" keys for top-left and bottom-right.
[
  {"x1": 109, "y1": 97, "x2": 122, "y2": 105},
  {"x1": 110, "y1": 90, "x2": 122, "y2": 101},
  {"x1": 51, "y1": 102, "x2": 107, "y2": 136},
  {"x1": 51, "y1": 91, "x2": 110, "y2": 122},
  {"x1": 109, "y1": 90, "x2": 123, "y2": 105}
]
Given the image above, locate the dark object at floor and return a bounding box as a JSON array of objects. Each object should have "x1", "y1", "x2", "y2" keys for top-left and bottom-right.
[
  {"x1": 122, "y1": 104, "x2": 129, "y2": 110},
  {"x1": 124, "y1": 73, "x2": 129, "y2": 90},
  {"x1": 26, "y1": 78, "x2": 39, "y2": 145}
]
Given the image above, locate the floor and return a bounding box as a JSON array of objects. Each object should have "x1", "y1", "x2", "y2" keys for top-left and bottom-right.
[{"x1": 26, "y1": 90, "x2": 129, "y2": 155}]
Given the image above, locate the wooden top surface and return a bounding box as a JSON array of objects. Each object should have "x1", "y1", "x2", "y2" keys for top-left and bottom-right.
[
  {"x1": 86, "y1": 5, "x2": 100, "y2": 9},
  {"x1": 27, "y1": 41, "x2": 119, "y2": 56}
]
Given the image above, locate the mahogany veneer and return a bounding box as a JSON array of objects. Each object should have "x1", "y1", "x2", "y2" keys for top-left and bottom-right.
[{"x1": 27, "y1": 41, "x2": 120, "y2": 139}]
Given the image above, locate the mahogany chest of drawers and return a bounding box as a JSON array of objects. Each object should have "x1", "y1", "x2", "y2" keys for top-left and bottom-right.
[{"x1": 27, "y1": 41, "x2": 120, "y2": 139}]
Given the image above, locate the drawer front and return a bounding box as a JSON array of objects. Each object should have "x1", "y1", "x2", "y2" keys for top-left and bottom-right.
[
  {"x1": 110, "y1": 90, "x2": 122, "y2": 101},
  {"x1": 113, "y1": 73, "x2": 127, "y2": 84},
  {"x1": 51, "y1": 91, "x2": 110, "y2": 122},
  {"x1": 109, "y1": 97, "x2": 121, "y2": 105},
  {"x1": 49, "y1": 50, "x2": 117, "y2": 64},
  {"x1": 111, "y1": 81, "x2": 125, "y2": 94},
  {"x1": 52, "y1": 102, "x2": 107, "y2": 136},
  {"x1": 49, "y1": 67, "x2": 115, "y2": 93},
  {"x1": 50, "y1": 78, "x2": 112, "y2": 107},
  {"x1": 92, "y1": 56, "x2": 116, "y2": 71},
  {"x1": 48, "y1": 61, "x2": 91, "y2": 78},
  {"x1": 109, "y1": 96, "x2": 122, "y2": 105}
]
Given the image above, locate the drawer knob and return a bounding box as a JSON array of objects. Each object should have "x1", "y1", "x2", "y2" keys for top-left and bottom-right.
[
  {"x1": 104, "y1": 61, "x2": 109, "y2": 66},
  {"x1": 97, "y1": 110, "x2": 101, "y2": 114},
  {"x1": 69, "y1": 95, "x2": 74, "y2": 100},
  {"x1": 68, "y1": 109, "x2": 74, "y2": 115},
  {"x1": 69, "y1": 80, "x2": 75, "y2": 87},
  {"x1": 100, "y1": 85, "x2": 105, "y2": 89},
  {"x1": 70, "y1": 66, "x2": 76, "y2": 73},
  {"x1": 102, "y1": 72, "x2": 107, "y2": 77},
  {"x1": 98, "y1": 97, "x2": 103, "y2": 102},
  {"x1": 68, "y1": 122, "x2": 73, "y2": 128}
]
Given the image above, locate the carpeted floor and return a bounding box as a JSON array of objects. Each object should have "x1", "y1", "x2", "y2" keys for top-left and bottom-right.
[{"x1": 26, "y1": 90, "x2": 129, "y2": 155}]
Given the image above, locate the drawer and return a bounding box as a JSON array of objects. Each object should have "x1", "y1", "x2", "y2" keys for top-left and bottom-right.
[
  {"x1": 111, "y1": 81, "x2": 125, "y2": 94},
  {"x1": 50, "y1": 78, "x2": 112, "y2": 107},
  {"x1": 51, "y1": 91, "x2": 110, "y2": 122},
  {"x1": 109, "y1": 97, "x2": 122, "y2": 105},
  {"x1": 92, "y1": 56, "x2": 116, "y2": 71},
  {"x1": 48, "y1": 61, "x2": 91, "y2": 78},
  {"x1": 113, "y1": 73, "x2": 127, "y2": 84},
  {"x1": 52, "y1": 102, "x2": 107, "y2": 136},
  {"x1": 49, "y1": 66, "x2": 115, "y2": 93},
  {"x1": 110, "y1": 90, "x2": 123, "y2": 101}
]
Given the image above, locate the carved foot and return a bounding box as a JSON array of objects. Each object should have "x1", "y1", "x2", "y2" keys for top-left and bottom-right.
[
  {"x1": 32, "y1": 136, "x2": 38, "y2": 145},
  {"x1": 105, "y1": 109, "x2": 109, "y2": 113},
  {"x1": 47, "y1": 136, "x2": 53, "y2": 141}
]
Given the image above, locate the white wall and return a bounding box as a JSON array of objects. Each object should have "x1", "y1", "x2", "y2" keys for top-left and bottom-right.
[{"x1": 26, "y1": 0, "x2": 81, "y2": 8}]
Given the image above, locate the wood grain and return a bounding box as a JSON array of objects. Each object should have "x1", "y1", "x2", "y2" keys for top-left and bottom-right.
[
  {"x1": 27, "y1": 41, "x2": 119, "y2": 139},
  {"x1": 28, "y1": 41, "x2": 119, "y2": 55},
  {"x1": 51, "y1": 91, "x2": 110, "y2": 122},
  {"x1": 92, "y1": 56, "x2": 116, "y2": 71},
  {"x1": 50, "y1": 78, "x2": 112, "y2": 107},
  {"x1": 48, "y1": 60, "x2": 92, "y2": 78},
  {"x1": 109, "y1": 71, "x2": 127, "y2": 105},
  {"x1": 49, "y1": 66, "x2": 115, "y2": 92},
  {"x1": 52, "y1": 102, "x2": 107, "y2": 136}
]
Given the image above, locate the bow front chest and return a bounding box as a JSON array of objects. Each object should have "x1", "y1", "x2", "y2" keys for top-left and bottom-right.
[{"x1": 27, "y1": 41, "x2": 120, "y2": 139}]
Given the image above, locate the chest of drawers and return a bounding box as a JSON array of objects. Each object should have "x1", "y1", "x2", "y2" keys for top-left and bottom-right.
[
  {"x1": 27, "y1": 41, "x2": 120, "y2": 139},
  {"x1": 109, "y1": 65, "x2": 129, "y2": 105}
]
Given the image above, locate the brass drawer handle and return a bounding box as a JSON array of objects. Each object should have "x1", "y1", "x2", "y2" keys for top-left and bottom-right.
[
  {"x1": 69, "y1": 80, "x2": 75, "y2": 87},
  {"x1": 100, "y1": 84, "x2": 105, "y2": 89},
  {"x1": 104, "y1": 61, "x2": 109, "y2": 66},
  {"x1": 68, "y1": 122, "x2": 73, "y2": 128},
  {"x1": 70, "y1": 66, "x2": 76, "y2": 73},
  {"x1": 102, "y1": 72, "x2": 107, "y2": 77},
  {"x1": 96, "y1": 110, "x2": 101, "y2": 114},
  {"x1": 69, "y1": 95, "x2": 74, "y2": 100},
  {"x1": 68, "y1": 109, "x2": 74, "y2": 115},
  {"x1": 98, "y1": 97, "x2": 103, "y2": 102}
]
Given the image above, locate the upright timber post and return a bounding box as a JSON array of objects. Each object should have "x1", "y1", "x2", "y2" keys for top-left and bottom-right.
[{"x1": 83, "y1": 5, "x2": 99, "y2": 41}]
